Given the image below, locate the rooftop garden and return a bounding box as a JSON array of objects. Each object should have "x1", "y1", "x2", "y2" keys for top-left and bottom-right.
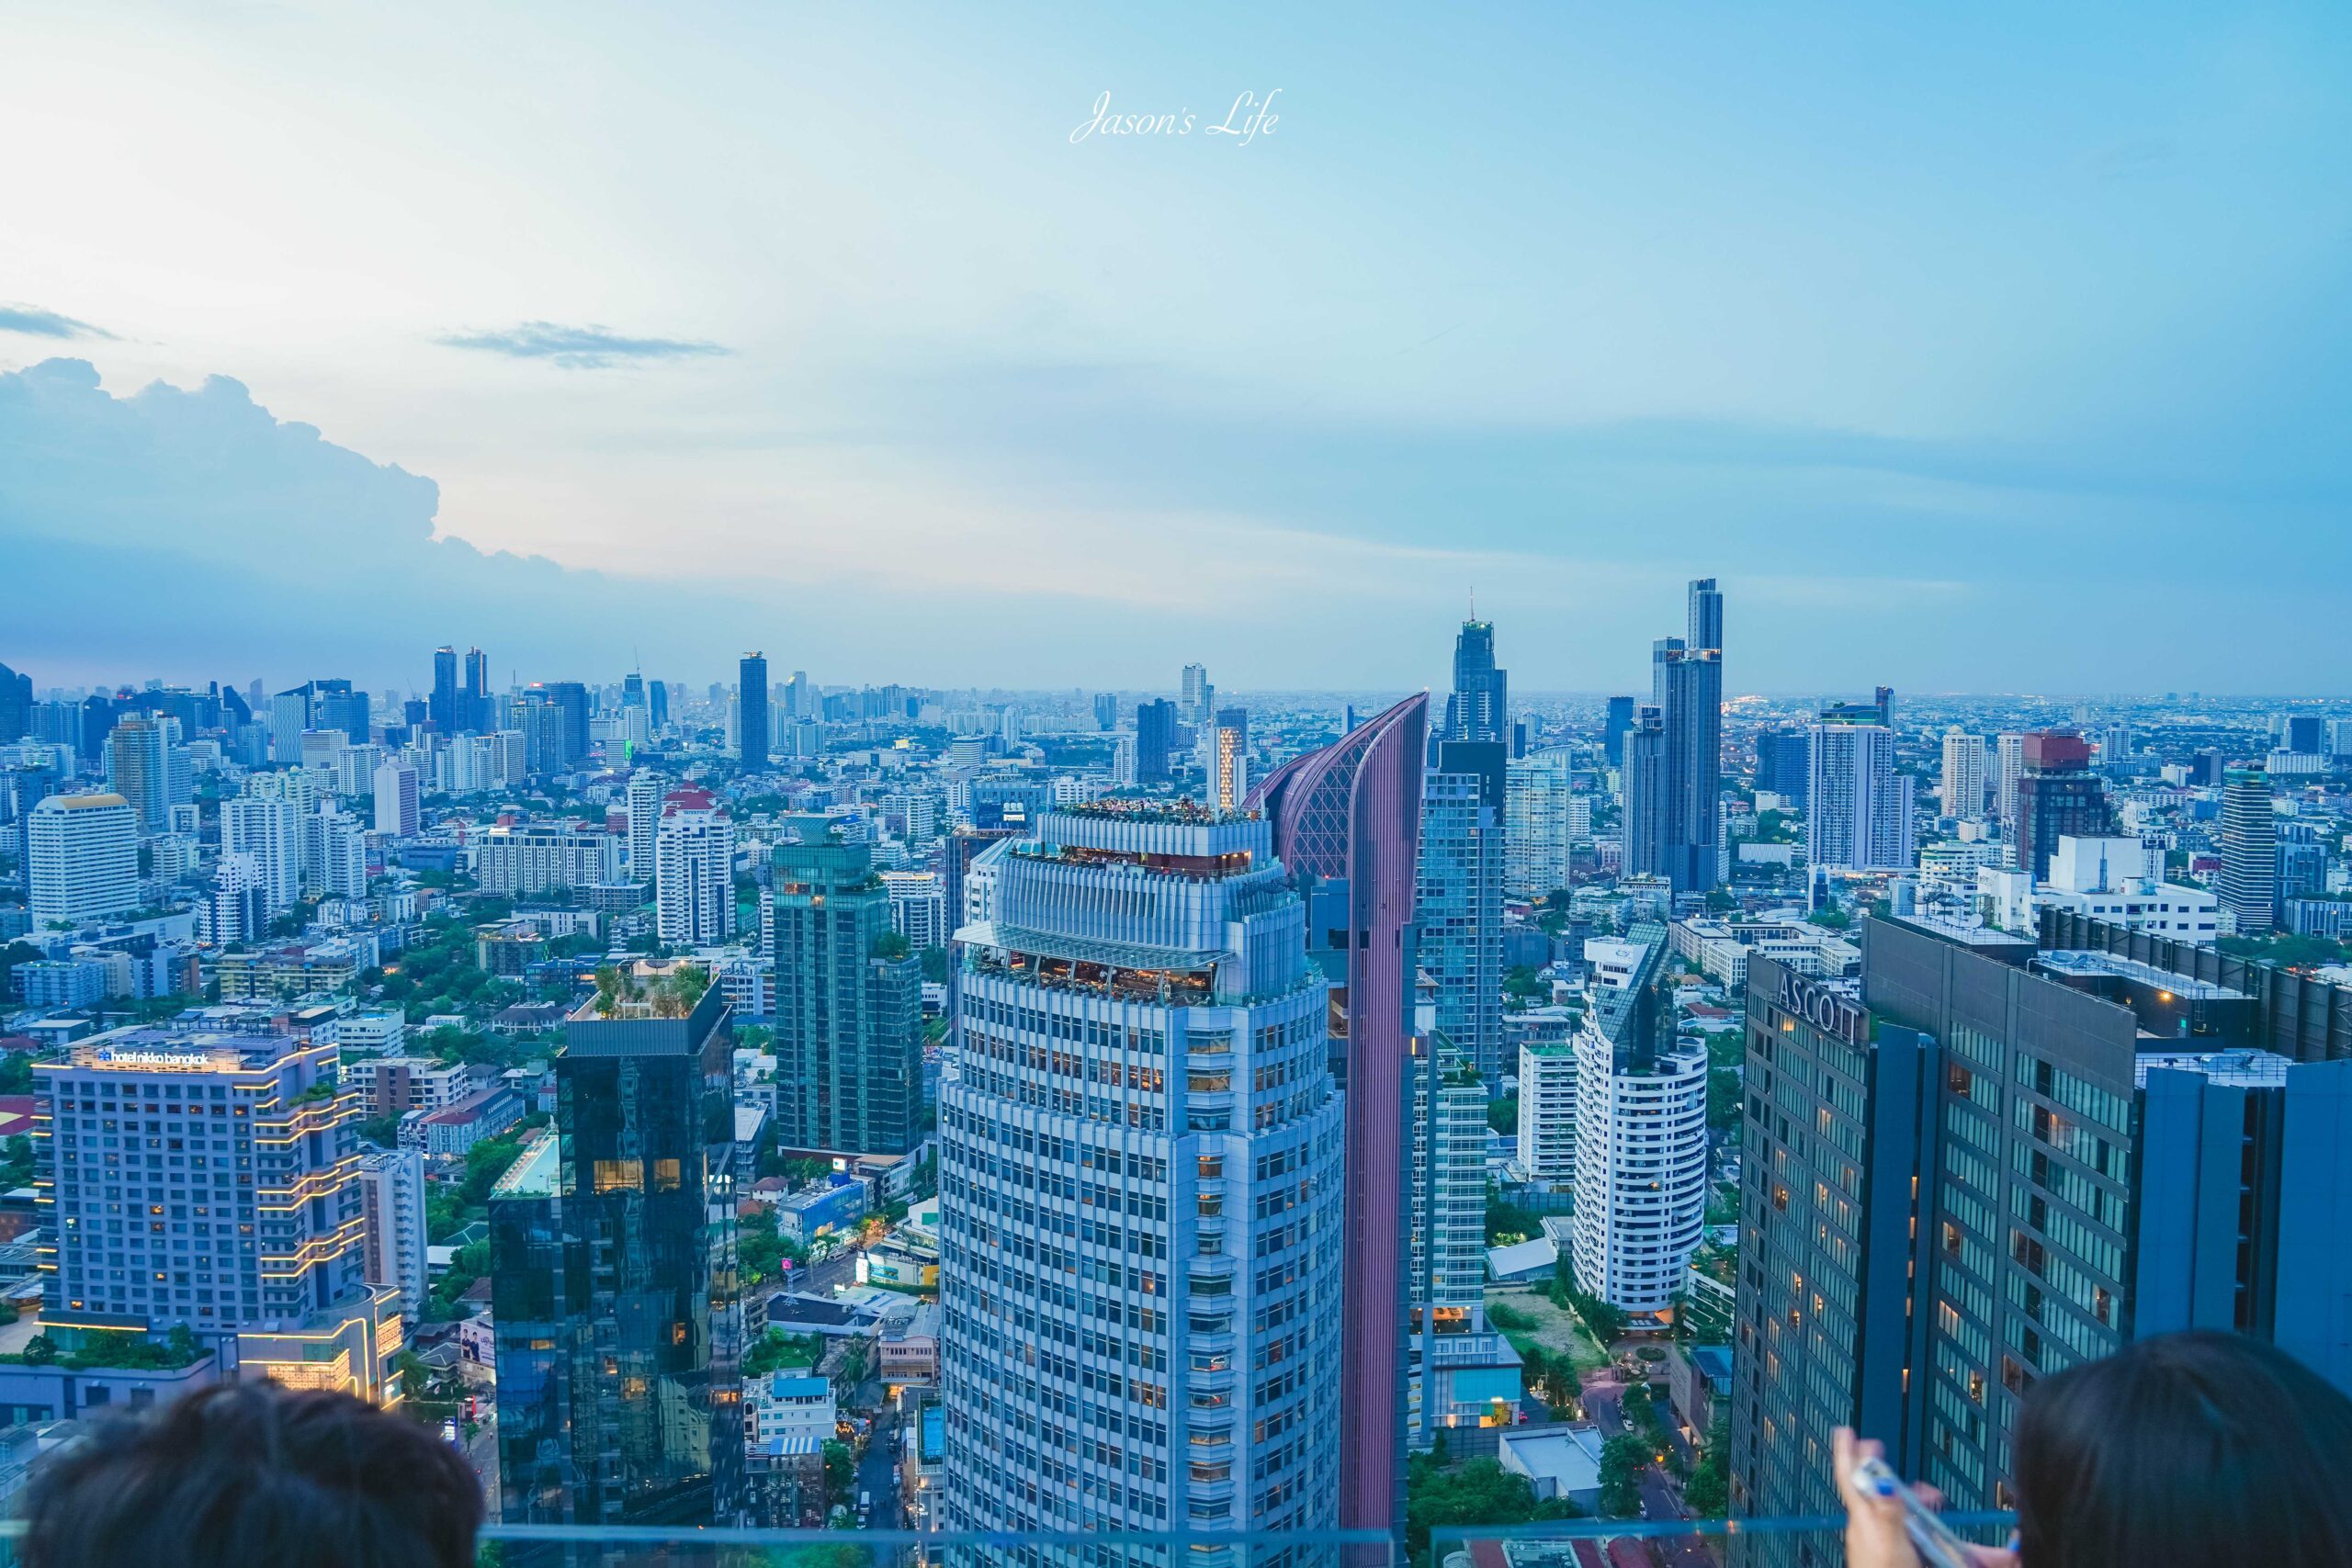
[{"x1": 588, "y1": 962, "x2": 711, "y2": 1019}]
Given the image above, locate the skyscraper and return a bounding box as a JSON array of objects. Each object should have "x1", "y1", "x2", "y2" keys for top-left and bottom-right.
[
  {"x1": 1135, "y1": 697, "x2": 1176, "y2": 784},
  {"x1": 1180, "y1": 661, "x2": 1211, "y2": 728},
  {"x1": 938, "y1": 804, "x2": 1343, "y2": 1539},
  {"x1": 770, "y1": 830, "x2": 923, "y2": 1156},
  {"x1": 654, "y1": 786, "x2": 736, "y2": 946},
  {"x1": 26, "y1": 794, "x2": 141, "y2": 928},
  {"x1": 1620, "y1": 705, "x2": 1668, "y2": 881},
  {"x1": 1628, "y1": 580, "x2": 1724, "y2": 891},
  {"x1": 2217, "y1": 764, "x2": 2279, "y2": 935},
  {"x1": 0, "y1": 659, "x2": 29, "y2": 744},
  {"x1": 1504, "y1": 750, "x2": 1573, "y2": 897},
  {"x1": 222, "y1": 787, "x2": 304, "y2": 916},
  {"x1": 1418, "y1": 740, "x2": 1506, "y2": 1080},
  {"x1": 1992, "y1": 732, "x2": 2027, "y2": 828},
  {"x1": 1251, "y1": 693, "x2": 1427, "y2": 1534},
  {"x1": 1939, "y1": 728, "x2": 1987, "y2": 819},
  {"x1": 463, "y1": 646, "x2": 492, "y2": 731},
  {"x1": 104, "y1": 712, "x2": 171, "y2": 833},
  {"x1": 494, "y1": 966, "x2": 742, "y2": 1526},
  {"x1": 739, "y1": 652, "x2": 770, "y2": 772},
  {"x1": 430, "y1": 646, "x2": 460, "y2": 733},
  {"x1": 372, "y1": 760, "x2": 420, "y2": 838},
  {"x1": 1732, "y1": 917, "x2": 2352, "y2": 1538},
  {"x1": 1754, "y1": 728, "x2": 1811, "y2": 807},
  {"x1": 1602, "y1": 695, "x2": 1634, "y2": 772},
  {"x1": 1445, "y1": 618, "x2": 1508, "y2": 743},
  {"x1": 1806, "y1": 714, "x2": 1914, "y2": 872},
  {"x1": 2013, "y1": 732, "x2": 2109, "y2": 881},
  {"x1": 627, "y1": 769, "x2": 664, "y2": 877},
  {"x1": 546, "y1": 680, "x2": 590, "y2": 765},
  {"x1": 1569, "y1": 926, "x2": 1706, "y2": 1313},
  {"x1": 1210, "y1": 705, "x2": 1250, "y2": 810}
]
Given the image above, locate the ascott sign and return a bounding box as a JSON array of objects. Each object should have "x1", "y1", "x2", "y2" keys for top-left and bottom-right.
[{"x1": 1777, "y1": 966, "x2": 1867, "y2": 1043}]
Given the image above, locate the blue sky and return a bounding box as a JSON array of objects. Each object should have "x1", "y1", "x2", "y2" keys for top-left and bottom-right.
[{"x1": 3, "y1": 2, "x2": 2347, "y2": 694}]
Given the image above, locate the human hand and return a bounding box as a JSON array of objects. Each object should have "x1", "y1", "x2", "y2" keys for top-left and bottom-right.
[{"x1": 1833, "y1": 1428, "x2": 2018, "y2": 1568}]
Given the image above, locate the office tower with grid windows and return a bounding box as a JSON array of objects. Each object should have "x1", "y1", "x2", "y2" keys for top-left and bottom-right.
[
  {"x1": 1418, "y1": 741, "x2": 1506, "y2": 1082},
  {"x1": 937, "y1": 804, "x2": 1343, "y2": 1548},
  {"x1": 655, "y1": 786, "x2": 736, "y2": 946},
  {"x1": 2217, "y1": 765, "x2": 2278, "y2": 935},
  {"x1": 1445, "y1": 619, "x2": 1508, "y2": 744},
  {"x1": 26, "y1": 793, "x2": 141, "y2": 928}
]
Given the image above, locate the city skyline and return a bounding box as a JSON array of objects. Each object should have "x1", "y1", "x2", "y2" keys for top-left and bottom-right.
[{"x1": 6, "y1": 5, "x2": 2351, "y2": 691}]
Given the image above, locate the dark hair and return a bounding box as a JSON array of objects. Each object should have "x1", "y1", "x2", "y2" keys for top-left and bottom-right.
[
  {"x1": 2015, "y1": 1331, "x2": 2352, "y2": 1568},
  {"x1": 21, "y1": 1381, "x2": 484, "y2": 1568}
]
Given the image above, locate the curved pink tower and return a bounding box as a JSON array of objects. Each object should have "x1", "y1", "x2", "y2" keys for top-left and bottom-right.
[{"x1": 1248, "y1": 692, "x2": 1427, "y2": 1540}]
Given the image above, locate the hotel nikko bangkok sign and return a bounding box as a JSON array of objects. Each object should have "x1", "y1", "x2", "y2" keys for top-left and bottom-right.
[{"x1": 78, "y1": 1044, "x2": 241, "y2": 1073}]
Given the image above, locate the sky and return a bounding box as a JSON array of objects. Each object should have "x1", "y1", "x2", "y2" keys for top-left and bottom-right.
[{"x1": 3, "y1": 2, "x2": 2349, "y2": 696}]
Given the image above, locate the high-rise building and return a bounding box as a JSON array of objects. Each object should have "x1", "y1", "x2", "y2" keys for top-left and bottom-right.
[
  {"x1": 1515, "y1": 1039, "x2": 1577, "y2": 1184},
  {"x1": 493, "y1": 967, "x2": 742, "y2": 1525},
  {"x1": 35, "y1": 1021, "x2": 402, "y2": 1400},
  {"x1": 1602, "y1": 695, "x2": 1635, "y2": 773},
  {"x1": 1136, "y1": 698, "x2": 1176, "y2": 784},
  {"x1": 320, "y1": 807, "x2": 369, "y2": 897},
  {"x1": 545, "y1": 681, "x2": 590, "y2": 765},
  {"x1": 2013, "y1": 732, "x2": 2109, "y2": 881},
  {"x1": 1408, "y1": 1024, "x2": 1500, "y2": 1444},
  {"x1": 372, "y1": 760, "x2": 420, "y2": 838},
  {"x1": 1752, "y1": 727, "x2": 1811, "y2": 808},
  {"x1": 0, "y1": 659, "x2": 30, "y2": 743},
  {"x1": 26, "y1": 794, "x2": 141, "y2": 928},
  {"x1": 1620, "y1": 705, "x2": 1668, "y2": 881},
  {"x1": 105, "y1": 713, "x2": 172, "y2": 834},
  {"x1": 462, "y1": 647, "x2": 492, "y2": 731},
  {"x1": 1210, "y1": 705, "x2": 1250, "y2": 810},
  {"x1": 1180, "y1": 661, "x2": 1211, "y2": 728},
  {"x1": 648, "y1": 678, "x2": 669, "y2": 731},
  {"x1": 356, "y1": 1145, "x2": 429, "y2": 1321},
  {"x1": 938, "y1": 805, "x2": 1344, "y2": 1539},
  {"x1": 512, "y1": 690, "x2": 566, "y2": 773},
  {"x1": 1446, "y1": 618, "x2": 1509, "y2": 743},
  {"x1": 2217, "y1": 765, "x2": 2279, "y2": 935},
  {"x1": 430, "y1": 646, "x2": 461, "y2": 733},
  {"x1": 770, "y1": 832, "x2": 923, "y2": 1156},
  {"x1": 1806, "y1": 716, "x2": 1915, "y2": 872},
  {"x1": 1505, "y1": 751, "x2": 1573, "y2": 898},
  {"x1": 1628, "y1": 581, "x2": 1724, "y2": 891},
  {"x1": 1939, "y1": 728, "x2": 1987, "y2": 819},
  {"x1": 1731, "y1": 918, "x2": 2352, "y2": 1540},
  {"x1": 1092, "y1": 692, "x2": 1119, "y2": 730},
  {"x1": 221, "y1": 791, "x2": 303, "y2": 917},
  {"x1": 627, "y1": 769, "x2": 664, "y2": 875},
  {"x1": 738, "y1": 649, "x2": 766, "y2": 771},
  {"x1": 1569, "y1": 927, "x2": 1706, "y2": 1313},
  {"x1": 1992, "y1": 732, "x2": 2027, "y2": 828},
  {"x1": 1419, "y1": 740, "x2": 1506, "y2": 1080},
  {"x1": 655, "y1": 786, "x2": 736, "y2": 946},
  {"x1": 1251, "y1": 692, "x2": 1426, "y2": 1533}
]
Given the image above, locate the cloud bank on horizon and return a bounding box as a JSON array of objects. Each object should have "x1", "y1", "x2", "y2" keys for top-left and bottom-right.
[{"x1": 437, "y1": 321, "x2": 730, "y2": 370}]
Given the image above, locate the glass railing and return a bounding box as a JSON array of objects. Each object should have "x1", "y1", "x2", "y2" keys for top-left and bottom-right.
[{"x1": 0, "y1": 1515, "x2": 2025, "y2": 1566}]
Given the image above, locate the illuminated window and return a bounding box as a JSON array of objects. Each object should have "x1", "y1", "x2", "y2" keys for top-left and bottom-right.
[{"x1": 593, "y1": 1159, "x2": 643, "y2": 1193}]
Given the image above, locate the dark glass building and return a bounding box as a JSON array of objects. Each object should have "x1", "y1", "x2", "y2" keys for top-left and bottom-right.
[
  {"x1": 1603, "y1": 694, "x2": 1634, "y2": 771},
  {"x1": 1446, "y1": 618, "x2": 1508, "y2": 743},
  {"x1": 739, "y1": 652, "x2": 770, "y2": 772},
  {"x1": 2012, "y1": 731, "x2": 2109, "y2": 881},
  {"x1": 2217, "y1": 764, "x2": 2278, "y2": 935},
  {"x1": 1730, "y1": 914, "x2": 2352, "y2": 1556},
  {"x1": 1754, "y1": 728, "x2": 1812, "y2": 808},
  {"x1": 1628, "y1": 579, "x2": 1724, "y2": 892},
  {"x1": 492, "y1": 965, "x2": 743, "y2": 1527},
  {"x1": 770, "y1": 830, "x2": 923, "y2": 1156},
  {"x1": 430, "y1": 645, "x2": 460, "y2": 733},
  {"x1": 1135, "y1": 697, "x2": 1176, "y2": 784}
]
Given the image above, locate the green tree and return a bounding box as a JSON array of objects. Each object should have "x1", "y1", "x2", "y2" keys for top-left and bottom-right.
[
  {"x1": 1487, "y1": 1095, "x2": 1519, "y2": 1135},
  {"x1": 1682, "y1": 1418, "x2": 1730, "y2": 1517},
  {"x1": 1598, "y1": 1435, "x2": 1648, "y2": 1517}
]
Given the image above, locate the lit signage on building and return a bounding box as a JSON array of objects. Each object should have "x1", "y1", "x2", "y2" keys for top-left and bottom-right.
[
  {"x1": 1775, "y1": 966, "x2": 1867, "y2": 1043},
  {"x1": 81, "y1": 1045, "x2": 237, "y2": 1073}
]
